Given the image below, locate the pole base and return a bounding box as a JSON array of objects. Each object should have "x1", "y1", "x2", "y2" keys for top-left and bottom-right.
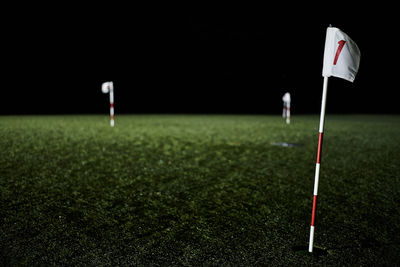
[
  {"x1": 309, "y1": 226, "x2": 315, "y2": 252},
  {"x1": 292, "y1": 245, "x2": 328, "y2": 256}
]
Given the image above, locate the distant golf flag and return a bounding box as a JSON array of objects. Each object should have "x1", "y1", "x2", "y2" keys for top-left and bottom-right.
[
  {"x1": 101, "y1": 81, "x2": 115, "y2": 127},
  {"x1": 282, "y1": 92, "x2": 291, "y2": 124},
  {"x1": 309, "y1": 26, "x2": 360, "y2": 253}
]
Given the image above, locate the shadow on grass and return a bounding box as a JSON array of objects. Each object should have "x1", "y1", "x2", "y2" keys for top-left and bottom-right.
[
  {"x1": 292, "y1": 238, "x2": 400, "y2": 258},
  {"x1": 291, "y1": 245, "x2": 328, "y2": 258}
]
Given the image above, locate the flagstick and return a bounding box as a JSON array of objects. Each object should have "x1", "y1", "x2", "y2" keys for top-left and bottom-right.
[
  {"x1": 109, "y1": 85, "x2": 114, "y2": 127},
  {"x1": 309, "y1": 76, "x2": 329, "y2": 253}
]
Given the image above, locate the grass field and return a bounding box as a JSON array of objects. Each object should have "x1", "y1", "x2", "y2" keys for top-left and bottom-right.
[{"x1": 0, "y1": 115, "x2": 399, "y2": 265}]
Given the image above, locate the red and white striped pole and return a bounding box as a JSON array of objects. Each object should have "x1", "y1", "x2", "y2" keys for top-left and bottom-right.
[
  {"x1": 101, "y1": 81, "x2": 115, "y2": 127},
  {"x1": 309, "y1": 76, "x2": 328, "y2": 252},
  {"x1": 109, "y1": 83, "x2": 114, "y2": 127}
]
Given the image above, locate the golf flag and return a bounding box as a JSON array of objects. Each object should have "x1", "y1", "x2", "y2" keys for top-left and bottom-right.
[
  {"x1": 309, "y1": 26, "x2": 360, "y2": 253},
  {"x1": 101, "y1": 81, "x2": 114, "y2": 127},
  {"x1": 282, "y1": 92, "x2": 291, "y2": 124},
  {"x1": 322, "y1": 27, "x2": 360, "y2": 82}
]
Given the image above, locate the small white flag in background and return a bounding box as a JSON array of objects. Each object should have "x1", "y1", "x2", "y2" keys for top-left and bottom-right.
[
  {"x1": 322, "y1": 27, "x2": 360, "y2": 82},
  {"x1": 101, "y1": 81, "x2": 115, "y2": 127},
  {"x1": 282, "y1": 92, "x2": 291, "y2": 124},
  {"x1": 102, "y1": 82, "x2": 112, "y2": 94}
]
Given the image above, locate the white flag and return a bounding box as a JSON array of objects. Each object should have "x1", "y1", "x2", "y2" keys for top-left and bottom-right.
[
  {"x1": 282, "y1": 92, "x2": 291, "y2": 103},
  {"x1": 101, "y1": 81, "x2": 113, "y2": 93},
  {"x1": 322, "y1": 27, "x2": 360, "y2": 82}
]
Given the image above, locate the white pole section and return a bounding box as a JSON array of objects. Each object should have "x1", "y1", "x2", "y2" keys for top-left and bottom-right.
[
  {"x1": 309, "y1": 76, "x2": 328, "y2": 253},
  {"x1": 109, "y1": 83, "x2": 114, "y2": 127}
]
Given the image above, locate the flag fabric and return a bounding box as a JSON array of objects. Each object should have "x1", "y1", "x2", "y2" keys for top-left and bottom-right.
[
  {"x1": 322, "y1": 27, "x2": 360, "y2": 82},
  {"x1": 282, "y1": 92, "x2": 291, "y2": 104},
  {"x1": 102, "y1": 82, "x2": 113, "y2": 93}
]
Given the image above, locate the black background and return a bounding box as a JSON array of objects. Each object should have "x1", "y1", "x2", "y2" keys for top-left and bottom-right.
[{"x1": 2, "y1": 4, "x2": 399, "y2": 115}]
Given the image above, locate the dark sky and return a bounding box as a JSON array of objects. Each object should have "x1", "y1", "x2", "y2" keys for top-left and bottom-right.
[{"x1": 2, "y1": 4, "x2": 399, "y2": 114}]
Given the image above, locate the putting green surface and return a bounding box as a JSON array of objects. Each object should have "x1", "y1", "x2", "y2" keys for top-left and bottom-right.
[{"x1": 0, "y1": 115, "x2": 399, "y2": 265}]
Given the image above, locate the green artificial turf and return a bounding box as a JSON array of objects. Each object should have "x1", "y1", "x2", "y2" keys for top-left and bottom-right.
[{"x1": 0, "y1": 115, "x2": 399, "y2": 265}]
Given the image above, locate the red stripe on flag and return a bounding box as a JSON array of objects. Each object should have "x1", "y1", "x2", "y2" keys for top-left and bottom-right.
[
  {"x1": 316, "y1": 132, "x2": 323, "y2": 164},
  {"x1": 333, "y1": 40, "x2": 346, "y2": 65},
  {"x1": 311, "y1": 195, "x2": 317, "y2": 226}
]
